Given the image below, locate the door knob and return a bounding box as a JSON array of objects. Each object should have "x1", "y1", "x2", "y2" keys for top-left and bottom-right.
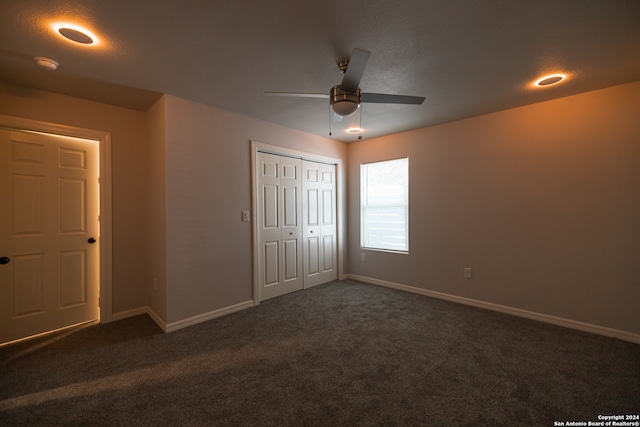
[
  {"x1": 88, "y1": 237, "x2": 96, "y2": 244},
  {"x1": 0, "y1": 256, "x2": 10, "y2": 265}
]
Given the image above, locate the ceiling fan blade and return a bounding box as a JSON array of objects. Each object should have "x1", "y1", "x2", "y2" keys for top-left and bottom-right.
[
  {"x1": 340, "y1": 48, "x2": 370, "y2": 92},
  {"x1": 361, "y1": 92, "x2": 425, "y2": 105},
  {"x1": 264, "y1": 92, "x2": 329, "y2": 98}
]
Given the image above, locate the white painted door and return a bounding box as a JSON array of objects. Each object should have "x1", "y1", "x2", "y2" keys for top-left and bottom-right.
[
  {"x1": 256, "y1": 152, "x2": 303, "y2": 301},
  {"x1": 0, "y1": 129, "x2": 100, "y2": 344},
  {"x1": 302, "y1": 161, "x2": 337, "y2": 288}
]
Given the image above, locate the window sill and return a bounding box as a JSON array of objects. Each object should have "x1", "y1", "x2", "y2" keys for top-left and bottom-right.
[{"x1": 361, "y1": 247, "x2": 408, "y2": 255}]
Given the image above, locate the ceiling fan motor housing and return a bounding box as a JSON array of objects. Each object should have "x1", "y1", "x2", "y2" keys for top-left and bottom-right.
[{"x1": 331, "y1": 86, "x2": 360, "y2": 116}]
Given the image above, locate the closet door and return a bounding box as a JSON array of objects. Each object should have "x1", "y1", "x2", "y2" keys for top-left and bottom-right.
[
  {"x1": 302, "y1": 161, "x2": 337, "y2": 288},
  {"x1": 256, "y1": 152, "x2": 303, "y2": 301}
]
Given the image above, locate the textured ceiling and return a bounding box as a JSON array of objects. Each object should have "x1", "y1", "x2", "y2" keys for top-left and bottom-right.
[{"x1": 1, "y1": 0, "x2": 639, "y2": 142}]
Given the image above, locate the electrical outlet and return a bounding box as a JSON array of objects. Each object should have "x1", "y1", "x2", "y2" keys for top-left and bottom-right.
[
  {"x1": 464, "y1": 268, "x2": 473, "y2": 279},
  {"x1": 361, "y1": 253, "x2": 366, "y2": 262},
  {"x1": 241, "y1": 211, "x2": 250, "y2": 222}
]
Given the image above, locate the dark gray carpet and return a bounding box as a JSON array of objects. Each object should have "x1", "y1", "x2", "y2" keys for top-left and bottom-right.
[{"x1": 1, "y1": 280, "x2": 638, "y2": 426}]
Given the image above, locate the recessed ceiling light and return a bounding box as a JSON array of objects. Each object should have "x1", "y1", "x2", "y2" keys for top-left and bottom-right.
[
  {"x1": 534, "y1": 73, "x2": 567, "y2": 87},
  {"x1": 54, "y1": 23, "x2": 98, "y2": 45},
  {"x1": 34, "y1": 57, "x2": 59, "y2": 71}
]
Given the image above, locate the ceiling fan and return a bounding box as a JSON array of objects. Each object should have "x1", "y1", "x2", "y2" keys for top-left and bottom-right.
[{"x1": 264, "y1": 48, "x2": 425, "y2": 118}]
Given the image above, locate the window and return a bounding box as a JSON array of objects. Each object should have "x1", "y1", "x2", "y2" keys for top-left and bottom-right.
[{"x1": 361, "y1": 158, "x2": 408, "y2": 252}]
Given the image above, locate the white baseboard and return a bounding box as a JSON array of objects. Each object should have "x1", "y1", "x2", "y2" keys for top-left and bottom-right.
[
  {"x1": 146, "y1": 307, "x2": 167, "y2": 332},
  {"x1": 164, "y1": 300, "x2": 255, "y2": 333},
  {"x1": 107, "y1": 301, "x2": 256, "y2": 333},
  {"x1": 110, "y1": 306, "x2": 166, "y2": 331},
  {"x1": 348, "y1": 274, "x2": 640, "y2": 344},
  {"x1": 110, "y1": 307, "x2": 149, "y2": 323}
]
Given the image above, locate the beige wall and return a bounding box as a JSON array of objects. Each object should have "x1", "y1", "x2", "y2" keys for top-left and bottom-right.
[
  {"x1": 348, "y1": 81, "x2": 640, "y2": 334},
  {"x1": 146, "y1": 96, "x2": 167, "y2": 321},
  {"x1": 162, "y1": 95, "x2": 346, "y2": 324},
  {"x1": 0, "y1": 83, "x2": 149, "y2": 315}
]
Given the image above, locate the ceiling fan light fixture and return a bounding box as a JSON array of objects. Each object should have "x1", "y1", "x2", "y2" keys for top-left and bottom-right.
[
  {"x1": 332, "y1": 101, "x2": 359, "y2": 117},
  {"x1": 330, "y1": 86, "x2": 360, "y2": 117}
]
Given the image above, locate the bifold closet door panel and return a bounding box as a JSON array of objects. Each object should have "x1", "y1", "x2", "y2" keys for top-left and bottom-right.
[{"x1": 256, "y1": 152, "x2": 303, "y2": 301}]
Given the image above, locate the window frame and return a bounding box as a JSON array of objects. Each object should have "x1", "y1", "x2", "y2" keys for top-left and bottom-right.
[{"x1": 360, "y1": 157, "x2": 409, "y2": 254}]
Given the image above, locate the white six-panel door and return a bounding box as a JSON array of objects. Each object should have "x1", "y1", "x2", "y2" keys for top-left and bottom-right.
[
  {"x1": 0, "y1": 129, "x2": 100, "y2": 343},
  {"x1": 302, "y1": 160, "x2": 338, "y2": 288},
  {"x1": 256, "y1": 152, "x2": 303, "y2": 300}
]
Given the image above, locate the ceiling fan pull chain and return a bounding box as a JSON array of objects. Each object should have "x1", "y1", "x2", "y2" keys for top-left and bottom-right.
[
  {"x1": 358, "y1": 104, "x2": 363, "y2": 140},
  {"x1": 328, "y1": 106, "x2": 332, "y2": 136}
]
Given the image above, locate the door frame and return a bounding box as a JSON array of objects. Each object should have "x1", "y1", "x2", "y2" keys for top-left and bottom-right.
[
  {"x1": 251, "y1": 140, "x2": 345, "y2": 305},
  {"x1": 0, "y1": 114, "x2": 113, "y2": 324}
]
